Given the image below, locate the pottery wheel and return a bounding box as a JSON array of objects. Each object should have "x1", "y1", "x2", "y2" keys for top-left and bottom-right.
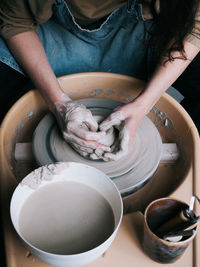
[{"x1": 33, "y1": 98, "x2": 162, "y2": 196}]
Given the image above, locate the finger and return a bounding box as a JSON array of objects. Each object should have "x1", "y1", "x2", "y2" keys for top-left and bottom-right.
[
  {"x1": 63, "y1": 132, "x2": 110, "y2": 150},
  {"x1": 103, "y1": 127, "x2": 130, "y2": 161},
  {"x1": 67, "y1": 122, "x2": 105, "y2": 141},
  {"x1": 99, "y1": 111, "x2": 125, "y2": 132},
  {"x1": 69, "y1": 143, "x2": 90, "y2": 158},
  {"x1": 94, "y1": 148, "x2": 110, "y2": 161},
  {"x1": 84, "y1": 116, "x2": 98, "y2": 132},
  {"x1": 81, "y1": 129, "x2": 106, "y2": 141},
  {"x1": 119, "y1": 126, "x2": 130, "y2": 151},
  {"x1": 78, "y1": 150, "x2": 89, "y2": 158},
  {"x1": 94, "y1": 145, "x2": 111, "y2": 154},
  {"x1": 110, "y1": 138, "x2": 120, "y2": 153},
  {"x1": 76, "y1": 107, "x2": 98, "y2": 132},
  {"x1": 70, "y1": 142, "x2": 93, "y2": 154},
  {"x1": 90, "y1": 150, "x2": 110, "y2": 162},
  {"x1": 99, "y1": 115, "x2": 116, "y2": 132},
  {"x1": 66, "y1": 103, "x2": 99, "y2": 132},
  {"x1": 103, "y1": 149, "x2": 128, "y2": 161},
  {"x1": 89, "y1": 153, "x2": 101, "y2": 160}
]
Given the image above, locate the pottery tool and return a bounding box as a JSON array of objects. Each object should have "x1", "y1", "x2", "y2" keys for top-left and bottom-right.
[{"x1": 156, "y1": 195, "x2": 200, "y2": 242}]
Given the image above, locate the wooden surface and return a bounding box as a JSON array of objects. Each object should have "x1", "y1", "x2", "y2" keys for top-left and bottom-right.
[{"x1": 0, "y1": 73, "x2": 200, "y2": 267}]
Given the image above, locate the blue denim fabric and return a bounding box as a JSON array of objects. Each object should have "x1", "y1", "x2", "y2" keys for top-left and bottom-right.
[{"x1": 0, "y1": 0, "x2": 154, "y2": 80}]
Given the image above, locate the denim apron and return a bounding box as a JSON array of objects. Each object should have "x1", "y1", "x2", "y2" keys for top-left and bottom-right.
[{"x1": 0, "y1": 0, "x2": 154, "y2": 81}]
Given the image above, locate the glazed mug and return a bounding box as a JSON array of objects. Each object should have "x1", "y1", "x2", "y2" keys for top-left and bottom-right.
[{"x1": 143, "y1": 197, "x2": 198, "y2": 263}]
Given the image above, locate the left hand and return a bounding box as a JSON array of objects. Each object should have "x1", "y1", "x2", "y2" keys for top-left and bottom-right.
[
  {"x1": 99, "y1": 102, "x2": 145, "y2": 161},
  {"x1": 54, "y1": 100, "x2": 110, "y2": 158}
]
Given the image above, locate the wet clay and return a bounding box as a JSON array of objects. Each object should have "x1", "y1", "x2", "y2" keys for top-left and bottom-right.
[
  {"x1": 19, "y1": 181, "x2": 115, "y2": 254},
  {"x1": 21, "y1": 162, "x2": 70, "y2": 189},
  {"x1": 86, "y1": 114, "x2": 116, "y2": 147}
]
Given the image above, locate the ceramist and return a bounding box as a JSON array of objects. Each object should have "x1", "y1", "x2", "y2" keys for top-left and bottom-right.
[{"x1": 0, "y1": 0, "x2": 200, "y2": 161}]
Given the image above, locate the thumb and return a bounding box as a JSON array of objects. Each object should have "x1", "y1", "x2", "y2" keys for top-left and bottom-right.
[
  {"x1": 99, "y1": 110, "x2": 125, "y2": 131},
  {"x1": 84, "y1": 116, "x2": 98, "y2": 132}
]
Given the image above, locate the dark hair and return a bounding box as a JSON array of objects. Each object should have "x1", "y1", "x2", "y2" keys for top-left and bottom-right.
[{"x1": 149, "y1": 0, "x2": 199, "y2": 63}]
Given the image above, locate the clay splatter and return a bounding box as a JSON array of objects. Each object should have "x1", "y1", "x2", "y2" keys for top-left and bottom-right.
[
  {"x1": 89, "y1": 88, "x2": 104, "y2": 97},
  {"x1": 105, "y1": 89, "x2": 115, "y2": 96},
  {"x1": 151, "y1": 106, "x2": 174, "y2": 129},
  {"x1": 27, "y1": 110, "x2": 34, "y2": 120},
  {"x1": 117, "y1": 92, "x2": 134, "y2": 103},
  {"x1": 21, "y1": 162, "x2": 70, "y2": 189},
  {"x1": 67, "y1": 90, "x2": 80, "y2": 99}
]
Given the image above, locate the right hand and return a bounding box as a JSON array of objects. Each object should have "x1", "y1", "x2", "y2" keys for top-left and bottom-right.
[
  {"x1": 54, "y1": 100, "x2": 111, "y2": 158},
  {"x1": 99, "y1": 101, "x2": 146, "y2": 161}
]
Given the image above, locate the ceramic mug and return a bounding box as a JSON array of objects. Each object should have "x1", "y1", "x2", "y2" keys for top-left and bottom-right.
[{"x1": 143, "y1": 197, "x2": 198, "y2": 263}]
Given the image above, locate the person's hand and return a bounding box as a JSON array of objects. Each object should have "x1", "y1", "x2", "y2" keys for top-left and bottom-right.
[
  {"x1": 54, "y1": 99, "x2": 110, "y2": 157},
  {"x1": 99, "y1": 102, "x2": 145, "y2": 161}
]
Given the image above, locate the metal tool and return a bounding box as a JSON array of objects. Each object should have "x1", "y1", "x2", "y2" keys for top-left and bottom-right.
[{"x1": 155, "y1": 195, "x2": 200, "y2": 242}]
